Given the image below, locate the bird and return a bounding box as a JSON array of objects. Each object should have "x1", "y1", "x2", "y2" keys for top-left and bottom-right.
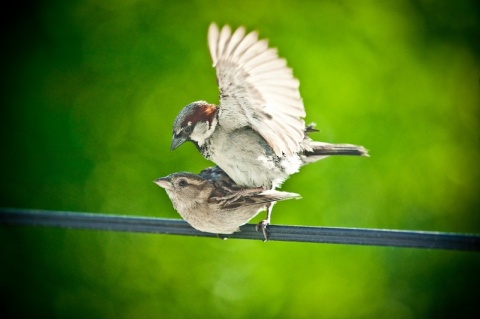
[
  {"x1": 170, "y1": 23, "x2": 368, "y2": 236},
  {"x1": 154, "y1": 166, "x2": 300, "y2": 238}
]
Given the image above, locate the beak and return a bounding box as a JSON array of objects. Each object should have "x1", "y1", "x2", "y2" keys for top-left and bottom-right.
[
  {"x1": 170, "y1": 134, "x2": 188, "y2": 151},
  {"x1": 154, "y1": 177, "x2": 173, "y2": 190}
]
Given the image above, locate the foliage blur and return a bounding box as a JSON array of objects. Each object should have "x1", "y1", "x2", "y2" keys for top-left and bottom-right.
[{"x1": 1, "y1": 0, "x2": 479, "y2": 318}]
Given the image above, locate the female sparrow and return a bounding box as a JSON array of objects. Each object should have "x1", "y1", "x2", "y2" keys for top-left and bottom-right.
[{"x1": 155, "y1": 166, "x2": 300, "y2": 238}]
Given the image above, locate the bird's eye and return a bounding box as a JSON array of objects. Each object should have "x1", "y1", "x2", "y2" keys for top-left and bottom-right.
[
  {"x1": 184, "y1": 125, "x2": 192, "y2": 133},
  {"x1": 177, "y1": 179, "x2": 188, "y2": 187}
]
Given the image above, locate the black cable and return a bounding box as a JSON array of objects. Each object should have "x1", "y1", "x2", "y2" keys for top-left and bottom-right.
[{"x1": 1, "y1": 207, "x2": 479, "y2": 251}]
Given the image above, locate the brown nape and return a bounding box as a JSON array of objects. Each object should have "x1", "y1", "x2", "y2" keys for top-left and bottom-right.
[{"x1": 183, "y1": 103, "x2": 218, "y2": 126}]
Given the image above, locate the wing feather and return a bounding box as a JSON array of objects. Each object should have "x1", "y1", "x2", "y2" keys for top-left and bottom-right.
[
  {"x1": 217, "y1": 25, "x2": 232, "y2": 61},
  {"x1": 237, "y1": 40, "x2": 270, "y2": 67},
  {"x1": 208, "y1": 23, "x2": 306, "y2": 156},
  {"x1": 208, "y1": 24, "x2": 220, "y2": 65},
  {"x1": 223, "y1": 27, "x2": 246, "y2": 58},
  {"x1": 231, "y1": 32, "x2": 259, "y2": 61}
]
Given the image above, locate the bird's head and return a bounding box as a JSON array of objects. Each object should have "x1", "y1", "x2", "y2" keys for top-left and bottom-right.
[
  {"x1": 154, "y1": 172, "x2": 213, "y2": 210},
  {"x1": 171, "y1": 101, "x2": 218, "y2": 151}
]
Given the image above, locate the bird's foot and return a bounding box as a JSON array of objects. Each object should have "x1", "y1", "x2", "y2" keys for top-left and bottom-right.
[{"x1": 256, "y1": 220, "x2": 270, "y2": 242}]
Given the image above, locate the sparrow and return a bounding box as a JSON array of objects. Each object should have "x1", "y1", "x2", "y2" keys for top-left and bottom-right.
[
  {"x1": 170, "y1": 23, "x2": 368, "y2": 234},
  {"x1": 154, "y1": 166, "x2": 300, "y2": 238}
]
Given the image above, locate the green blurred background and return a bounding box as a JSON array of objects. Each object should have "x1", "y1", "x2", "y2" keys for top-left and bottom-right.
[{"x1": 1, "y1": 0, "x2": 479, "y2": 318}]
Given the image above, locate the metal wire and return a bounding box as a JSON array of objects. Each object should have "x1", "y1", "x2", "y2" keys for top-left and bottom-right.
[{"x1": 1, "y1": 207, "x2": 479, "y2": 251}]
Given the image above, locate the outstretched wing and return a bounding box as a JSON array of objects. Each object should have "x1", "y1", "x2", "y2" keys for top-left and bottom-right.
[{"x1": 208, "y1": 23, "x2": 306, "y2": 156}]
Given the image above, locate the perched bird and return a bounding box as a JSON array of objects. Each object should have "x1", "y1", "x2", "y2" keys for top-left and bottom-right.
[
  {"x1": 170, "y1": 23, "x2": 368, "y2": 235},
  {"x1": 154, "y1": 166, "x2": 300, "y2": 237}
]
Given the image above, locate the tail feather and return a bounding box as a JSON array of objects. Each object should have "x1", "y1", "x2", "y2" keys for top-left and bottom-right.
[
  {"x1": 259, "y1": 190, "x2": 302, "y2": 202},
  {"x1": 310, "y1": 142, "x2": 369, "y2": 156},
  {"x1": 303, "y1": 142, "x2": 369, "y2": 164}
]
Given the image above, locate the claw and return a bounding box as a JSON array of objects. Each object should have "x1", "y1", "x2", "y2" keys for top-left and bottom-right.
[
  {"x1": 256, "y1": 202, "x2": 274, "y2": 242},
  {"x1": 256, "y1": 220, "x2": 270, "y2": 241}
]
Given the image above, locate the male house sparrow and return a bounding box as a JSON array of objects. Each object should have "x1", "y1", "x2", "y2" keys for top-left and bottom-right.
[
  {"x1": 154, "y1": 166, "x2": 300, "y2": 236},
  {"x1": 170, "y1": 23, "x2": 368, "y2": 235}
]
